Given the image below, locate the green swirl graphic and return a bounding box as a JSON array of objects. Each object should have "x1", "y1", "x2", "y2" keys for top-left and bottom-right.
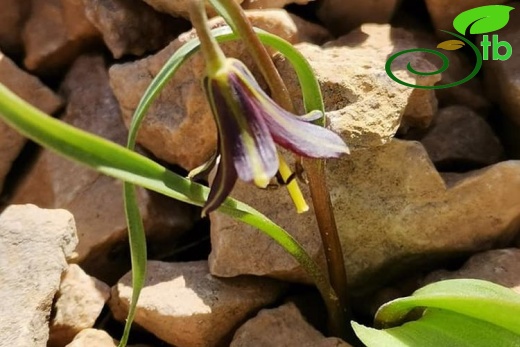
[{"x1": 385, "y1": 31, "x2": 483, "y2": 89}]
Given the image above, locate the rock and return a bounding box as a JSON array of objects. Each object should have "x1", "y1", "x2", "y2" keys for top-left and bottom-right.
[
  {"x1": 317, "y1": 0, "x2": 402, "y2": 35},
  {"x1": 141, "y1": 0, "x2": 243, "y2": 19},
  {"x1": 209, "y1": 139, "x2": 520, "y2": 293},
  {"x1": 0, "y1": 51, "x2": 63, "y2": 194},
  {"x1": 209, "y1": 170, "x2": 324, "y2": 282},
  {"x1": 22, "y1": 0, "x2": 99, "y2": 73},
  {"x1": 83, "y1": 0, "x2": 187, "y2": 59},
  {"x1": 273, "y1": 24, "x2": 439, "y2": 149},
  {"x1": 110, "y1": 261, "x2": 286, "y2": 347},
  {"x1": 483, "y1": 1, "x2": 520, "y2": 126},
  {"x1": 231, "y1": 302, "x2": 352, "y2": 347},
  {"x1": 418, "y1": 106, "x2": 504, "y2": 170},
  {"x1": 242, "y1": 0, "x2": 311, "y2": 9},
  {"x1": 109, "y1": 9, "x2": 330, "y2": 170},
  {"x1": 424, "y1": 249, "x2": 520, "y2": 294},
  {"x1": 0, "y1": 0, "x2": 29, "y2": 54},
  {"x1": 11, "y1": 55, "x2": 196, "y2": 284},
  {"x1": 48, "y1": 264, "x2": 111, "y2": 347},
  {"x1": 0, "y1": 204, "x2": 78, "y2": 347},
  {"x1": 65, "y1": 329, "x2": 117, "y2": 347},
  {"x1": 424, "y1": 0, "x2": 509, "y2": 34}
]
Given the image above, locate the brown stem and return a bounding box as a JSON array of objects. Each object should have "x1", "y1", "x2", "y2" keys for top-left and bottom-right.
[{"x1": 212, "y1": 0, "x2": 353, "y2": 340}]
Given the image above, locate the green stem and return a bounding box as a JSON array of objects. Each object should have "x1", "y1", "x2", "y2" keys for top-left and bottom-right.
[
  {"x1": 210, "y1": 0, "x2": 293, "y2": 111},
  {"x1": 189, "y1": 0, "x2": 226, "y2": 75},
  {"x1": 209, "y1": 0, "x2": 352, "y2": 340}
]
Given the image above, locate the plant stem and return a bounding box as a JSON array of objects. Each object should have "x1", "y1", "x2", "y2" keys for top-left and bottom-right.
[{"x1": 211, "y1": 0, "x2": 353, "y2": 340}]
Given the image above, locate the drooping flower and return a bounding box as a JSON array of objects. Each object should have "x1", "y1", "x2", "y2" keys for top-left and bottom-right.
[
  {"x1": 199, "y1": 57, "x2": 349, "y2": 215},
  {"x1": 187, "y1": 0, "x2": 349, "y2": 216}
]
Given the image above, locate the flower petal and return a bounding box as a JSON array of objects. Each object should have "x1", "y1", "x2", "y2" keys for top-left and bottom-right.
[
  {"x1": 201, "y1": 152, "x2": 238, "y2": 217},
  {"x1": 207, "y1": 62, "x2": 279, "y2": 187},
  {"x1": 231, "y1": 60, "x2": 349, "y2": 158}
]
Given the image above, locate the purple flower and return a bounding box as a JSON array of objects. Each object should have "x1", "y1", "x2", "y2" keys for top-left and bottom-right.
[{"x1": 200, "y1": 58, "x2": 349, "y2": 215}]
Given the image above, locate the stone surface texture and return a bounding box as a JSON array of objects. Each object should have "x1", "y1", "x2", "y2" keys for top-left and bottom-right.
[
  {"x1": 22, "y1": 0, "x2": 99, "y2": 73},
  {"x1": 0, "y1": 0, "x2": 29, "y2": 54},
  {"x1": 210, "y1": 139, "x2": 520, "y2": 293},
  {"x1": 65, "y1": 329, "x2": 117, "y2": 347},
  {"x1": 231, "y1": 302, "x2": 352, "y2": 347},
  {"x1": 424, "y1": 249, "x2": 520, "y2": 294},
  {"x1": 274, "y1": 24, "x2": 439, "y2": 149},
  {"x1": 483, "y1": 1, "x2": 520, "y2": 126},
  {"x1": 83, "y1": 0, "x2": 186, "y2": 59},
  {"x1": 109, "y1": 10, "x2": 330, "y2": 170},
  {"x1": 243, "y1": 0, "x2": 311, "y2": 9},
  {"x1": 0, "y1": 204, "x2": 78, "y2": 347},
  {"x1": 425, "y1": 0, "x2": 509, "y2": 34},
  {"x1": 141, "y1": 0, "x2": 243, "y2": 19},
  {"x1": 110, "y1": 261, "x2": 286, "y2": 347},
  {"x1": 48, "y1": 264, "x2": 111, "y2": 347},
  {"x1": 11, "y1": 55, "x2": 196, "y2": 284},
  {"x1": 0, "y1": 52, "x2": 63, "y2": 194},
  {"x1": 317, "y1": 0, "x2": 402, "y2": 35},
  {"x1": 419, "y1": 106, "x2": 504, "y2": 169}
]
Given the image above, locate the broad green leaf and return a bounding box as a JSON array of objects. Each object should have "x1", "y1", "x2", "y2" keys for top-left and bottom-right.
[
  {"x1": 375, "y1": 279, "x2": 520, "y2": 335},
  {"x1": 353, "y1": 308, "x2": 520, "y2": 347},
  {"x1": 436, "y1": 39, "x2": 465, "y2": 50},
  {"x1": 453, "y1": 5, "x2": 515, "y2": 35}
]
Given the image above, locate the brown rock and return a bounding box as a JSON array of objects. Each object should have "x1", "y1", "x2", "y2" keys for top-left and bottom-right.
[
  {"x1": 83, "y1": 0, "x2": 187, "y2": 59},
  {"x1": 483, "y1": 1, "x2": 520, "y2": 126},
  {"x1": 48, "y1": 264, "x2": 111, "y2": 347},
  {"x1": 141, "y1": 0, "x2": 243, "y2": 19},
  {"x1": 317, "y1": 0, "x2": 402, "y2": 35},
  {"x1": 0, "y1": 52, "x2": 62, "y2": 193},
  {"x1": 11, "y1": 55, "x2": 196, "y2": 284},
  {"x1": 0, "y1": 0, "x2": 29, "y2": 54},
  {"x1": 419, "y1": 106, "x2": 504, "y2": 170},
  {"x1": 243, "y1": 0, "x2": 311, "y2": 9},
  {"x1": 424, "y1": 249, "x2": 520, "y2": 294},
  {"x1": 110, "y1": 261, "x2": 286, "y2": 347},
  {"x1": 274, "y1": 24, "x2": 439, "y2": 149},
  {"x1": 209, "y1": 168, "x2": 324, "y2": 282},
  {"x1": 425, "y1": 0, "x2": 509, "y2": 34},
  {"x1": 0, "y1": 204, "x2": 78, "y2": 347},
  {"x1": 22, "y1": 0, "x2": 99, "y2": 73},
  {"x1": 65, "y1": 329, "x2": 117, "y2": 347},
  {"x1": 231, "y1": 303, "x2": 352, "y2": 347},
  {"x1": 109, "y1": 9, "x2": 330, "y2": 170},
  {"x1": 209, "y1": 139, "x2": 520, "y2": 293}
]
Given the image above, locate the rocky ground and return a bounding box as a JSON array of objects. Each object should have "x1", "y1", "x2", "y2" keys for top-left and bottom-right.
[{"x1": 1, "y1": 0, "x2": 520, "y2": 346}]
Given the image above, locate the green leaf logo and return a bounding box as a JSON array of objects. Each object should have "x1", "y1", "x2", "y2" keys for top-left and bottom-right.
[
  {"x1": 453, "y1": 5, "x2": 515, "y2": 35},
  {"x1": 437, "y1": 39, "x2": 465, "y2": 50}
]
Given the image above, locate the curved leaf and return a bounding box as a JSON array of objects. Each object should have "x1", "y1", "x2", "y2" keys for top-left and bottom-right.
[
  {"x1": 436, "y1": 39, "x2": 465, "y2": 50},
  {"x1": 375, "y1": 279, "x2": 520, "y2": 334},
  {"x1": 353, "y1": 308, "x2": 520, "y2": 347},
  {"x1": 453, "y1": 5, "x2": 515, "y2": 35}
]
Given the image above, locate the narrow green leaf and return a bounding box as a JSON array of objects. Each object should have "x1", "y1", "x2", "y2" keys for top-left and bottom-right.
[
  {"x1": 453, "y1": 5, "x2": 515, "y2": 35},
  {"x1": 375, "y1": 279, "x2": 520, "y2": 335},
  {"x1": 353, "y1": 308, "x2": 520, "y2": 347}
]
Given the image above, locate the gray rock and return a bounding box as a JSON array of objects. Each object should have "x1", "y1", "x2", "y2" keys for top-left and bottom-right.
[
  {"x1": 0, "y1": 0, "x2": 29, "y2": 54},
  {"x1": 0, "y1": 204, "x2": 78, "y2": 347},
  {"x1": 141, "y1": 0, "x2": 243, "y2": 19},
  {"x1": 110, "y1": 261, "x2": 286, "y2": 347}
]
